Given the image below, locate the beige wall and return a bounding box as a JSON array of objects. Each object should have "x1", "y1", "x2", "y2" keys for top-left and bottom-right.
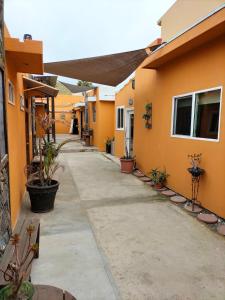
[{"x1": 159, "y1": 0, "x2": 225, "y2": 41}]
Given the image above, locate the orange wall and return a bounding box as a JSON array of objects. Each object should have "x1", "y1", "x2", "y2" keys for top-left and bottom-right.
[
  {"x1": 115, "y1": 80, "x2": 135, "y2": 157},
  {"x1": 134, "y1": 36, "x2": 225, "y2": 218},
  {"x1": 35, "y1": 104, "x2": 45, "y2": 138},
  {"x1": 4, "y1": 25, "x2": 43, "y2": 228},
  {"x1": 54, "y1": 94, "x2": 83, "y2": 134},
  {"x1": 5, "y1": 62, "x2": 27, "y2": 227},
  {"x1": 88, "y1": 99, "x2": 115, "y2": 151}
]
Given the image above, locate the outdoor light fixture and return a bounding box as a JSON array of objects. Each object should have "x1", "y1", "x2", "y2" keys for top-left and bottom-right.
[{"x1": 23, "y1": 34, "x2": 32, "y2": 41}]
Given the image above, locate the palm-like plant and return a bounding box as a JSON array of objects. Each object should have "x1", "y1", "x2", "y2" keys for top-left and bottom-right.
[
  {"x1": 77, "y1": 80, "x2": 93, "y2": 87},
  {"x1": 27, "y1": 115, "x2": 73, "y2": 186}
]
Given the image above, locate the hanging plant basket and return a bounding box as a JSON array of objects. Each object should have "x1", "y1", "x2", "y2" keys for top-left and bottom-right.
[{"x1": 142, "y1": 103, "x2": 152, "y2": 129}]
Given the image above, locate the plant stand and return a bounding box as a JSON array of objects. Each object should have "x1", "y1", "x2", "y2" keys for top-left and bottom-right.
[{"x1": 187, "y1": 167, "x2": 204, "y2": 212}]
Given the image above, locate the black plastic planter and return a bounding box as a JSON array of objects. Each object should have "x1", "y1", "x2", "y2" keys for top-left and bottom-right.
[
  {"x1": 26, "y1": 180, "x2": 59, "y2": 213},
  {"x1": 106, "y1": 144, "x2": 111, "y2": 154},
  {"x1": 187, "y1": 167, "x2": 204, "y2": 177}
]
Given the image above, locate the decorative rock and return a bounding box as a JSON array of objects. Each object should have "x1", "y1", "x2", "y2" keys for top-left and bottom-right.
[
  {"x1": 133, "y1": 170, "x2": 145, "y2": 177},
  {"x1": 184, "y1": 203, "x2": 203, "y2": 213},
  {"x1": 197, "y1": 213, "x2": 218, "y2": 224},
  {"x1": 217, "y1": 224, "x2": 225, "y2": 236},
  {"x1": 145, "y1": 181, "x2": 154, "y2": 186},
  {"x1": 140, "y1": 176, "x2": 151, "y2": 182},
  {"x1": 155, "y1": 187, "x2": 167, "y2": 192},
  {"x1": 170, "y1": 195, "x2": 187, "y2": 204},
  {"x1": 161, "y1": 190, "x2": 176, "y2": 197}
]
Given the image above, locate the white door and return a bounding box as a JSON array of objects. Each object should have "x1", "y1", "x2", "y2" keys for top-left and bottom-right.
[{"x1": 125, "y1": 109, "x2": 134, "y2": 156}]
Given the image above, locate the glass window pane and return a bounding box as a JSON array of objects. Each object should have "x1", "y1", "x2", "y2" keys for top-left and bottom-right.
[
  {"x1": 121, "y1": 108, "x2": 124, "y2": 128},
  {"x1": 174, "y1": 96, "x2": 192, "y2": 136},
  {"x1": 193, "y1": 89, "x2": 221, "y2": 139},
  {"x1": 117, "y1": 108, "x2": 120, "y2": 128}
]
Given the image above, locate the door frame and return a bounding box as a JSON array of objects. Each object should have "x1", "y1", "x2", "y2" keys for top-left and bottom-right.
[{"x1": 125, "y1": 108, "x2": 134, "y2": 156}]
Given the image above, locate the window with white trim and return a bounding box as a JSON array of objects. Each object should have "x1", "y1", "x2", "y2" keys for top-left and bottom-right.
[
  {"x1": 172, "y1": 88, "x2": 222, "y2": 140},
  {"x1": 116, "y1": 106, "x2": 124, "y2": 130},
  {"x1": 8, "y1": 81, "x2": 15, "y2": 105}
]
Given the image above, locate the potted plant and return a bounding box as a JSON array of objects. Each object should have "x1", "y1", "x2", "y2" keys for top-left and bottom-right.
[
  {"x1": 105, "y1": 137, "x2": 112, "y2": 154},
  {"x1": 149, "y1": 168, "x2": 169, "y2": 189},
  {"x1": 0, "y1": 225, "x2": 38, "y2": 300},
  {"x1": 26, "y1": 115, "x2": 71, "y2": 213},
  {"x1": 120, "y1": 147, "x2": 135, "y2": 174}
]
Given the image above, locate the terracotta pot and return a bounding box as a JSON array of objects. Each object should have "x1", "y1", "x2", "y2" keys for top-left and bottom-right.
[
  {"x1": 120, "y1": 158, "x2": 134, "y2": 174},
  {"x1": 154, "y1": 183, "x2": 163, "y2": 189}
]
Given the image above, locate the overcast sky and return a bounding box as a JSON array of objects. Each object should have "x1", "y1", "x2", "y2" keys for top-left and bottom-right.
[{"x1": 5, "y1": 0, "x2": 175, "y2": 86}]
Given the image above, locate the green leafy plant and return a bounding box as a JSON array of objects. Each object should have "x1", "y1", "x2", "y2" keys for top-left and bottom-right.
[
  {"x1": 0, "y1": 225, "x2": 38, "y2": 300},
  {"x1": 105, "y1": 137, "x2": 112, "y2": 146},
  {"x1": 149, "y1": 168, "x2": 169, "y2": 186},
  {"x1": 121, "y1": 145, "x2": 135, "y2": 160},
  {"x1": 142, "y1": 103, "x2": 152, "y2": 129},
  {"x1": 26, "y1": 115, "x2": 73, "y2": 186}
]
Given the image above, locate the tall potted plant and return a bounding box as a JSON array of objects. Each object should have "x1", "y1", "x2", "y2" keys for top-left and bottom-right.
[
  {"x1": 26, "y1": 115, "x2": 71, "y2": 213},
  {"x1": 120, "y1": 147, "x2": 135, "y2": 174}
]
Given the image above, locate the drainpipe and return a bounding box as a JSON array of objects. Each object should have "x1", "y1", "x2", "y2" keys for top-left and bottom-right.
[{"x1": 84, "y1": 91, "x2": 88, "y2": 131}]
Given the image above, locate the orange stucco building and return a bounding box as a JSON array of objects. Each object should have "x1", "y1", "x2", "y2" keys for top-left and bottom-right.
[
  {"x1": 53, "y1": 82, "x2": 84, "y2": 134},
  {"x1": 82, "y1": 86, "x2": 115, "y2": 151},
  {"x1": 114, "y1": 2, "x2": 225, "y2": 219},
  {"x1": 135, "y1": 6, "x2": 225, "y2": 218},
  {"x1": 4, "y1": 26, "x2": 43, "y2": 228}
]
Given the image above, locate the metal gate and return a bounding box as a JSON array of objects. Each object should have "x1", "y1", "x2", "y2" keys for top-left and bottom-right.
[
  {"x1": 0, "y1": 154, "x2": 11, "y2": 257},
  {"x1": 0, "y1": 0, "x2": 11, "y2": 257}
]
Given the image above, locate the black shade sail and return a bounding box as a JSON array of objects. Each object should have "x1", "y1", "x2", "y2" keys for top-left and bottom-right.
[{"x1": 44, "y1": 48, "x2": 148, "y2": 86}]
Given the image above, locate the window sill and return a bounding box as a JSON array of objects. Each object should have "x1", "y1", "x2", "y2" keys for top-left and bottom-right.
[
  {"x1": 171, "y1": 134, "x2": 219, "y2": 143},
  {"x1": 116, "y1": 128, "x2": 124, "y2": 131},
  {"x1": 8, "y1": 100, "x2": 15, "y2": 106}
]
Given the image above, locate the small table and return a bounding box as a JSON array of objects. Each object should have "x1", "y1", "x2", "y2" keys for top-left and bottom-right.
[{"x1": 33, "y1": 285, "x2": 76, "y2": 300}]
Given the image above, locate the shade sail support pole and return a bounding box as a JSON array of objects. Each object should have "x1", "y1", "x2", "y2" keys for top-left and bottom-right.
[
  {"x1": 46, "y1": 96, "x2": 50, "y2": 142},
  {"x1": 51, "y1": 96, "x2": 56, "y2": 143},
  {"x1": 84, "y1": 92, "x2": 88, "y2": 131}
]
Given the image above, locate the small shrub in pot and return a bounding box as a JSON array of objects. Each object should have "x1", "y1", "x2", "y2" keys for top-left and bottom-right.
[{"x1": 149, "y1": 168, "x2": 169, "y2": 189}]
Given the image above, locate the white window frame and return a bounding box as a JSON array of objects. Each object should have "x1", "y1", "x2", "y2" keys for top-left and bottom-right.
[
  {"x1": 8, "y1": 80, "x2": 15, "y2": 105},
  {"x1": 171, "y1": 86, "x2": 223, "y2": 142},
  {"x1": 116, "y1": 106, "x2": 125, "y2": 130}
]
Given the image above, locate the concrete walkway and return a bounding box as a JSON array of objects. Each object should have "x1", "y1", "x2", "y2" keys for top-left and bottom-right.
[{"x1": 28, "y1": 141, "x2": 225, "y2": 300}]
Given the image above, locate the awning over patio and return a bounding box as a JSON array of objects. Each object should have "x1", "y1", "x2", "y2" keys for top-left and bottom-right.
[
  {"x1": 59, "y1": 81, "x2": 96, "y2": 93},
  {"x1": 23, "y1": 77, "x2": 59, "y2": 97},
  {"x1": 74, "y1": 102, "x2": 85, "y2": 108},
  {"x1": 44, "y1": 48, "x2": 149, "y2": 86}
]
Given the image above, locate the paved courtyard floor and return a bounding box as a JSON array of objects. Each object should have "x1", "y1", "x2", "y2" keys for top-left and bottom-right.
[{"x1": 25, "y1": 136, "x2": 225, "y2": 300}]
